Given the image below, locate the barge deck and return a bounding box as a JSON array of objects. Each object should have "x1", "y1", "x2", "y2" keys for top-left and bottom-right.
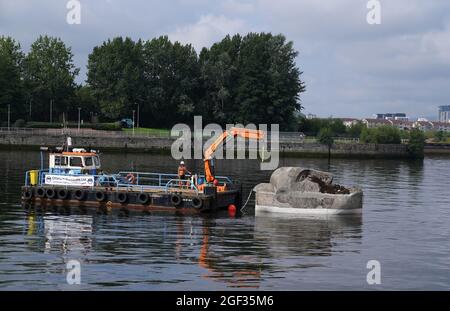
[{"x1": 22, "y1": 171, "x2": 242, "y2": 214}]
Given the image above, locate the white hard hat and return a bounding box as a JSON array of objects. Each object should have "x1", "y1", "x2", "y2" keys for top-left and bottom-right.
[{"x1": 180, "y1": 161, "x2": 185, "y2": 165}]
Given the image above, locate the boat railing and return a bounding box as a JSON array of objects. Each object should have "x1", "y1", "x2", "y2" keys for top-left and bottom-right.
[
  {"x1": 118, "y1": 171, "x2": 233, "y2": 186},
  {"x1": 24, "y1": 169, "x2": 213, "y2": 194}
]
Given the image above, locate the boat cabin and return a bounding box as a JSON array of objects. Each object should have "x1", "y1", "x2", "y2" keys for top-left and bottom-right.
[{"x1": 49, "y1": 148, "x2": 101, "y2": 175}]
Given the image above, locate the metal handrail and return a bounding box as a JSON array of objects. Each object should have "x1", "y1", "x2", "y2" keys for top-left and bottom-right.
[
  {"x1": 25, "y1": 169, "x2": 202, "y2": 193},
  {"x1": 165, "y1": 179, "x2": 199, "y2": 193},
  {"x1": 118, "y1": 171, "x2": 233, "y2": 185}
]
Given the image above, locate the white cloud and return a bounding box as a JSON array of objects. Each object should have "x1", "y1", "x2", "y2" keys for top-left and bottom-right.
[
  {"x1": 168, "y1": 14, "x2": 247, "y2": 51},
  {"x1": 221, "y1": 0, "x2": 255, "y2": 14}
]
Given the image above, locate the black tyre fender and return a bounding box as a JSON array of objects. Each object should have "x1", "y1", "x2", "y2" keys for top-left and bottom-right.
[
  {"x1": 95, "y1": 191, "x2": 106, "y2": 202},
  {"x1": 23, "y1": 188, "x2": 33, "y2": 200},
  {"x1": 73, "y1": 189, "x2": 86, "y2": 200},
  {"x1": 57, "y1": 189, "x2": 69, "y2": 200},
  {"x1": 171, "y1": 194, "x2": 183, "y2": 207},
  {"x1": 191, "y1": 197, "x2": 203, "y2": 209},
  {"x1": 45, "y1": 188, "x2": 56, "y2": 199},
  {"x1": 117, "y1": 192, "x2": 128, "y2": 203},
  {"x1": 36, "y1": 187, "x2": 46, "y2": 198},
  {"x1": 137, "y1": 192, "x2": 149, "y2": 204}
]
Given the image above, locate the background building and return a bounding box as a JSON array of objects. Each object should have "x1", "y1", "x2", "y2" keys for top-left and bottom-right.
[
  {"x1": 438, "y1": 105, "x2": 450, "y2": 123},
  {"x1": 373, "y1": 113, "x2": 408, "y2": 120}
]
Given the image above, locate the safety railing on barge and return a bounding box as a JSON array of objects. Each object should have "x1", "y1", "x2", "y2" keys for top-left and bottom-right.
[{"x1": 24, "y1": 170, "x2": 233, "y2": 194}]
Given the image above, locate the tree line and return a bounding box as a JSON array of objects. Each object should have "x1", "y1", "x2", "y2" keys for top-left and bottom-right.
[{"x1": 0, "y1": 33, "x2": 305, "y2": 130}]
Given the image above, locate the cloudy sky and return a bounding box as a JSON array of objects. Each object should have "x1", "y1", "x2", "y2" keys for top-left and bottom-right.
[{"x1": 1, "y1": 0, "x2": 449, "y2": 119}]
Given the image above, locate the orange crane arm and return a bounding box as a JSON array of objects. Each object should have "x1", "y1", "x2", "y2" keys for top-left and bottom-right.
[{"x1": 204, "y1": 127, "x2": 265, "y2": 183}]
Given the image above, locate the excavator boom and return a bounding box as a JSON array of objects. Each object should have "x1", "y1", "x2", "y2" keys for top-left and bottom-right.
[{"x1": 204, "y1": 127, "x2": 265, "y2": 182}]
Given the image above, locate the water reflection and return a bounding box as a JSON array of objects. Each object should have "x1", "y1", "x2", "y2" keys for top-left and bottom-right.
[
  {"x1": 197, "y1": 218, "x2": 263, "y2": 288},
  {"x1": 24, "y1": 210, "x2": 93, "y2": 255},
  {"x1": 254, "y1": 214, "x2": 362, "y2": 258},
  {"x1": 19, "y1": 209, "x2": 361, "y2": 288}
]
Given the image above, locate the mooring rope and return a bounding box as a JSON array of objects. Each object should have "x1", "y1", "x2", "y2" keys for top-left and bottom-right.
[{"x1": 240, "y1": 187, "x2": 255, "y2": 212}]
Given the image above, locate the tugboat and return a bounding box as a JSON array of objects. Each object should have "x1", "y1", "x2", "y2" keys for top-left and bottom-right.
[{"x1": 22, "y1": 128, "x2": 265, "y2": 213}]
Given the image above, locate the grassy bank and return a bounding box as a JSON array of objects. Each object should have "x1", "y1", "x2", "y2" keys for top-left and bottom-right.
[{"x1": 122, "y1": 127, "x2": 170, "y2": 136}]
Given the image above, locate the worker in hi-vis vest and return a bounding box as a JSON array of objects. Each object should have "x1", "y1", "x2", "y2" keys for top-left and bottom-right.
[{"x1": 177, "y1": 161, "x2": 191, "y2": 180}]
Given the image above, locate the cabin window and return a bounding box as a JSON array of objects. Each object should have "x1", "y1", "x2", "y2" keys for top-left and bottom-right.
[
  {"x1": 69, "y1": 157, "x2": 83, "y2": 167},
  {"x1": 84, "y1": 157, "x2": 93, "y2": 166},
  {"x1": 93, "y1": 156, "x2": 100, "y2": 166},
  {"x1": 54, "y1": 156, "x2": 67, "y2": 166}
]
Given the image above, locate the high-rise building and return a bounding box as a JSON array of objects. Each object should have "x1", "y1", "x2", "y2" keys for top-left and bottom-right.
[{"x1": 438, "y1": 105, "x2": 450, "y2": 123}]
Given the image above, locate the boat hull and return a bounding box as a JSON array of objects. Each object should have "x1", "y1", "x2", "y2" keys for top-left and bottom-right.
[{"x1": 21, "y1": 185, "x2": 241, "y2": 214}]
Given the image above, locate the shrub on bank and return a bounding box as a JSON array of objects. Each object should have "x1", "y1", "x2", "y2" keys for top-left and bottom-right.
[
  {"x1": 24, "y1": 121, "x2": 122, "y2": 131},
  {"x1": 407, "y1": 128, "x2": 425, "y2": 159},
  {"x1": 360, "y1": 126, "x2": 401, "y2": 144},
  {"x1": 13, "y1": 119, "x2": 26, "y2": 127},
  {"x1": 25, "y1": 122, "x2": 63, "y2": 129}
]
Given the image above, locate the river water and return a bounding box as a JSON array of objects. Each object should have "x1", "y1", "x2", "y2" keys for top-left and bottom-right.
[{"x1": 0, "y1": 150, "x2": 449, "y2": 290}]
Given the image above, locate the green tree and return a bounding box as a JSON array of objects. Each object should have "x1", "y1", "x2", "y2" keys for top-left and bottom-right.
[
  {"x1": 142, "y1": 36, "x2": 200, "y2": 127},
  {"x1": 360, "y1": 127, "x2": 377, "y2": 144},
  {"x1": 298, "y1": 118, "x2": 346, "y2": 136},
  {"x1": 70, "y1": 85, "x2": 100, "y2": 123},
  {"x1": 317, "y1": 127, "x2": 334, "y2": 161},
  {"x1": 87, "y1": 37, "x2": 144, "y2": 120},
  {"x1": 199, "y1": 35, "x2": 241, "y2": 124},
  {"x1": 237, "y1": 33, "x2": 305, "y2": 129},
  {"x1": 408, "y1": 128, "x2": 425, "y2": 159},
  {"x1": 347, "y1": 121, "x2": 365, "y2": 138},
  {"x1": 375, "y1": 126, "x2": 401, "y2": 144},
  {"x1": 434, "y1": 130, "x2": 445, "y2": 142},
  {"x1": 360, "y1": 126, "x2": 401, "y2": 144},
  {"x1": 329, "y1": 119, "x2": 346, "y2": 135},
  {"x1": 0, "y1": 36, "x2": 24, "y2": 122},
  {"x1": 199, "y1": 33, "x2": 305, "y2": 130},
  {"x1": 23, "y1": 35, "x2": 79, "y2": 122}
]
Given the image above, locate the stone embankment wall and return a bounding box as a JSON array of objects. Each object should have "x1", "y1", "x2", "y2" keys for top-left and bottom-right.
[{"x1": 0, "y1": 132, "x2": 416, "y2": 158}]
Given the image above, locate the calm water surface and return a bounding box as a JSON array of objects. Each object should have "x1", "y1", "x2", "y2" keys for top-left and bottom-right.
[{"x1": 0, "y1": 151, "x2": 449, "y2": 290}]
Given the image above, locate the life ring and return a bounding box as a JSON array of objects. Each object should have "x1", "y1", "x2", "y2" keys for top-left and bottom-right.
[
  {"x1": 192, "y1": 197, "x2": 203, "y2": 209},
  {"x1": 57, "y1": 189, "x2": 69, "y2": 200},
  {"x1": 117, "y1": 192, "x2": 128, "y2": 203},
  {"x1": 171, "y1": 194, "x2": 183, "y2": 207},
  {"x1": 137, "y1": 192, "x2": 149, "y2": 204},
  {"x1": 45, "y1": 188, "x2": 56, "y2": 199},
  {"x1": 95, "y1": 191, "x2": 106, "y2": 202},
  {"x1": 126, "y1": 173, "x2": 136, "y2": 184},
  {"x1": 36, "y1": 187, "x2": 46, "y2": 198},
  {"x1": 73, "y1": 189, "x2": 86, "y2": 200}
]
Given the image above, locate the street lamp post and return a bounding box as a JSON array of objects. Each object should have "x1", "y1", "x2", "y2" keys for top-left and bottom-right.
[
  {"x1": 29, "y1": 98, "x2": 32, "y2": 119},
  {"x1": 7, "y1": 104, "x2": 10, "y2": 132},
  {"x1": 135, "y1": 102, "x2": 140, "y2": 128},
  {"x1": 132, "y1": 109, "x2": 135, "y2": 136},
  {"x1": 78, "y1": 107, "x2": 81, "y2": 132},
  {"x1": 49, "y1": 99, "x2": 53, "y2": 123}
]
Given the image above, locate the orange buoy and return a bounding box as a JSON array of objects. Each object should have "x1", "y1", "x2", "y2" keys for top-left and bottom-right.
[{"x1": 228, "y1": 204, "x2": 237, "y2": 217}]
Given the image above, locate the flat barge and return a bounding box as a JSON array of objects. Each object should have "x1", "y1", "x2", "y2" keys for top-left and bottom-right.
[{"x1": 21, "y1": 142, "x2": 242, "y2": 213}]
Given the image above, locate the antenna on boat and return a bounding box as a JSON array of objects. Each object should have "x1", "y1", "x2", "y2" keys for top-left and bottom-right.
[{"x1": 66, "y1": 136, "x2": 72, "y2": 152}]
